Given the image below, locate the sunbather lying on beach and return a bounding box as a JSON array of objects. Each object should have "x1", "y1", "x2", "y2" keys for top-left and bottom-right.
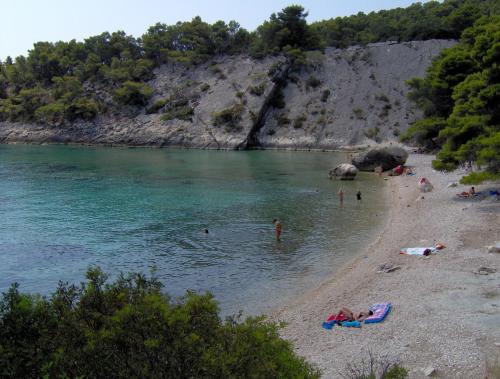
[{"x1": 334, "y1": 307, "x2": 373, "y2": 323}]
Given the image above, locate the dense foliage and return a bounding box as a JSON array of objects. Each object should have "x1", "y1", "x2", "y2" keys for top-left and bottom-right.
[
  {"x1": 0, "y1": 1, "x2": 499, "y2": 125},
  {"x1": 0, "y1": 268, "x2": 320, "y2": 378},
  {"x1": 403, "y1": 15, "x2": 500, "y2": 180}
]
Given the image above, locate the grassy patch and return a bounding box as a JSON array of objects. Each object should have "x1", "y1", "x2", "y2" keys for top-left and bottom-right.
[
  {"x1": 160, "y1": 105, "x2": 194, "y2": 121},
  {"x1": 249, "y1": 83, "x2": 266, "y2": 96},
  {"x1": 212, "y1": 103, "x2": 244, "y2": 130},
  {"x1": 352, "y1": 107, "x2": 364, "y2": 119}
]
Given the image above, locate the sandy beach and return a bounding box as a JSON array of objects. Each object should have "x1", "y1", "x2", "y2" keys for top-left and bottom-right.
[{"x1": 274, "y1": 154, "x2": 500, "y2": 378}]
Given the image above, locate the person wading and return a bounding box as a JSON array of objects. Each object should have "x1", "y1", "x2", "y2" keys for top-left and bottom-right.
[
  {"x1": 273, "y1": 219, "x2": 282, "y2": 242},
  {"x1": 338, "y1": 188, "x2": 344, "y2": 206}
]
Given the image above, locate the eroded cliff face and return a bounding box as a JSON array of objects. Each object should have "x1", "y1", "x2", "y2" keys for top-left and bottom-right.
[{"x1": 0, "y1": 40, "x2": 455, "y2": 149}]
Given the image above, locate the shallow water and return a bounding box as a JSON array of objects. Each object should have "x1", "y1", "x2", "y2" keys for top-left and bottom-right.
[{"x1": 0, "y1": 145, "x2": 386, "y2": 315}]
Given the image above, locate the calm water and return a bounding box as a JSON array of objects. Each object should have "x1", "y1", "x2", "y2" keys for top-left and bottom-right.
[{"x1": 0, "y1": 145, "x2": 386, "y2": 315}]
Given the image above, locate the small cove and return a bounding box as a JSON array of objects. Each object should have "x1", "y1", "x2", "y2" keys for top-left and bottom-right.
[{"x1": 0, "y1": 145, "x2": 387, "y2": 315}]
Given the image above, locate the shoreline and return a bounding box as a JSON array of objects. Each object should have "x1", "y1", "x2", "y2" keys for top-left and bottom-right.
[
  {"x1": 273, "y1": 154, "x2": 500, "y2": 378},
  {"x1": 0, "y1": 140, "x2": 372, "y2": 153}
]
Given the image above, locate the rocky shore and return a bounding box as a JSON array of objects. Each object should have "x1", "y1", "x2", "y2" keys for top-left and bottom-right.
[
  {"x1": 273, "y1": 154, "x2": 500, "y2": 378},
  {"x1": 0, "y1": 40, "x2": 455, "y2": 150}
]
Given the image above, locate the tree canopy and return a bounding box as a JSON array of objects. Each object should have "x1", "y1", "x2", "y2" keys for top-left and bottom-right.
[
  {"x1": 0, "y1": 267, "x2": 320, "y2": 378},
  {"x1": 403, "y1": 15, "x2": 500, "y2": 181}
]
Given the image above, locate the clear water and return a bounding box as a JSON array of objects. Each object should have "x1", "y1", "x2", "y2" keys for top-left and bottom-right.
[{"x1": 0, "y1": 145, "x2": 386, "y2": 315}]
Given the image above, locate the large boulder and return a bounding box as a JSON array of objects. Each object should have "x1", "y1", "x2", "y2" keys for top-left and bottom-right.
[
  {"x1": 352, "y1": 147, "x2": 408, "y2": 171},
  {"x1": 329, "y1": 163, "x2": 358, "y2": 180}
]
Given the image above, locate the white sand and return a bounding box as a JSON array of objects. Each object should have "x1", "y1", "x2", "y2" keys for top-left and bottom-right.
[{"x1": 273, "y1": 154, "x2": 500, "y2": 378}]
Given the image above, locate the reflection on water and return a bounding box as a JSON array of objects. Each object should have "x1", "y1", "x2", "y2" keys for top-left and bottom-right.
[{"x1": 0, "y1": 145, "x2": 386, "y2": 315}]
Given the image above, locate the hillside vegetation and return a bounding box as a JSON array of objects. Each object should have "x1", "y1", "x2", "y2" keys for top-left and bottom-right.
[
  {"x1": 403, "y1": 15, "x2": 500, "y2": 181},
  {"x1": 0, "y1": 0, "x2": 498, "y2": 125}
]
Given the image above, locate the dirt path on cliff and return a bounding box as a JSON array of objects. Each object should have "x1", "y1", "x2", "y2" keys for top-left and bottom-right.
[{"x1": 273, "y1": 154, "x2": 500, "y2": 378}]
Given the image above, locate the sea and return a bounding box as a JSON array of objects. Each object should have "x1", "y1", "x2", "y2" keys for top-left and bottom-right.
[{"x1": 0, "y1": 145, "x2": 386, "y2": 315}]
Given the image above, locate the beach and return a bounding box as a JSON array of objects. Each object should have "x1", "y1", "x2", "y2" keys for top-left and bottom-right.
[{"x1": 274, "y1": 154, "x2": 500, "y2": 378}]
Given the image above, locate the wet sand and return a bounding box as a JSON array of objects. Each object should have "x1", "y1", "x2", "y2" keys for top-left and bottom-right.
[{"x1": 274, "y1": 154, "x2": 500, "y2": 378}]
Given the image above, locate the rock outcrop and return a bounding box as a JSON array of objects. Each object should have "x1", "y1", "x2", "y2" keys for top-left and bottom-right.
[
  {"x1": 329, "y1": 164, "x2": 358, "y2": 180},
  {"x1": 0, "y1": 40, "x2": 456, "y2": 149},
  {"x1": 352, "y1": 146, "x2": 408, "y2": 171}
]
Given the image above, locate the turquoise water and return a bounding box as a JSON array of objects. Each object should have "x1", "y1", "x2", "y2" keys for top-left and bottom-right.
[{"x1": 0, "y1": 145, "x2": 386, "y2": 315}]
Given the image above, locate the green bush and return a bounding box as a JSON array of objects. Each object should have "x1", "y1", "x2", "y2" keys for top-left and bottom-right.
[
  {"x1": 400, "y1": 117, "x2": 447, "y2": 148},
  {"x1": 212, "y1": 104, "x2": 244, "y2": 129},
  {"x1": 66, "y1": 98, "x2": 99, "y2": 121},
  {"x1": 353, "y1": 107, "x2": 364, "y2": 119},
  {"x1": 364, "y1": 126, "x2": 380, "y2": 140},
  {"x1": 267, "y1": 62, "x2": 280, "y2": 77},
  {"x1": 114, "y1": 81, "x2": 153, "y2": 106},
  {"x1": 293, "y1": 114, "x2": 307, "y2": 129},
  {"x1": 376, "y1": 93, "x2": 390, "y2": 102},
  {"x1": 277, "y1": 114, "x2": 291, "y2": 126},
  {"x1": 459, "y1": 171, "x2": 500, "y2": 184},
  {"x1": 0, "y1": 268, "x2": 320, "y2": 378},
  {"x1": 249, "y1": 83, "x2": 266, "y2": 96},
  {"x1": 146, "y1": 98, "x2": 167, "y2": 114},
  {"x1": 34, "y1": 102, "x2": 66, "y2": 125},
  {"x1": 161, "y1": 105, "x2": 194, "y2": 121},
  {"x1": 306, "y1": 75, "x2": 321, "y2": 89}
]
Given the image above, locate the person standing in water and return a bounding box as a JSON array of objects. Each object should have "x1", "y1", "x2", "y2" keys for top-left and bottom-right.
[
  {"x1": 356, "y1": 190, "x2": 362, "y2": 202},
  {"x1": 338, "y1": 188, "x2": 344, "y2": 206},
  {"x1": 273, "y1": 219, "x2": 282, "y2": 241}
]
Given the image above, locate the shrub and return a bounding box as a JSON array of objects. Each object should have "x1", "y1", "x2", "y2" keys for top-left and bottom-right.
[
  {"x1": 364, "y1": 126, "x2": 380, "y2": 140},
  {"x1": 352, "y1": 107, "x2": 364, "y2": 119},
  {"x1": 66, "y1": 98, "x2": 99, "y2": 121},
  {"x1": 267, "y1": 62, "x2": 280, "y2": 77},
  {"x1": 200, "y1": 83, "x2": 210, "y2": 92},
  {"x1": 339, "y1": 352, "x2": 408, "y2": 379},
  {"x1": 459, "y1": 171, "x2": 500, "y2": 184},
  {"x1": 161, "y1": 105, "x2": 194, "y2": 121},
  {"x1": 400, "y1": 117, "x2": 447, "y2": 148},
  {"x1": 34, "y1": 101, "x2": 66, "y2": 125},
  {"x1": 146, "y1": 98, "x2": 167, "y2": 114},
  {"x1": 321, "y1": 89, "x2": 331, "y2": 102},
  {"x1": 236, "y1": 91, "x2": 244, "y2": 99},
  {"x1": 376, "y1": 93, "x2": 390, "y2": 102},
  {"x1": 114, "y1": 81, "x2": 153, "y2": 106},
  {"x1": 212, "y1": 103, "x2": 244, "y2": 129},
  {"x1": 306, "y1": 75, "x2": 321, "y2": 89},
  {"x1": 249, "y1": 83, "x2": 266, "y2": 96},
  {"x1": 209, "y1": 64, "x2": 226, "y2": 79},
  {"x1": 0, "y1": 268, "x2": 320, "y2": 378},
  {"x1": 293, "y1": 114, "x2": 307, "y2": 129},
  {"x1": 277, "y1": 114, "x2": 291, "y2": 126},
  {"x1": 379, "y1": 103, "x2": 392, "y2": 118}
]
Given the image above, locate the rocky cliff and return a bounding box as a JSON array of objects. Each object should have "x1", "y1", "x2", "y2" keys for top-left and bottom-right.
[{"x1": 0, "y1": 40, "x2": 455, "y2": 149}]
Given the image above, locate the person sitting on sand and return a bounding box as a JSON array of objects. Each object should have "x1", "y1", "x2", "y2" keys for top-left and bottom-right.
[
  {"x1": 273, "y1": 219, "x2": 282, "y2": 241},
  {"x1": 469, "y1": 186, "x2": 475, "y2": 195}
]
